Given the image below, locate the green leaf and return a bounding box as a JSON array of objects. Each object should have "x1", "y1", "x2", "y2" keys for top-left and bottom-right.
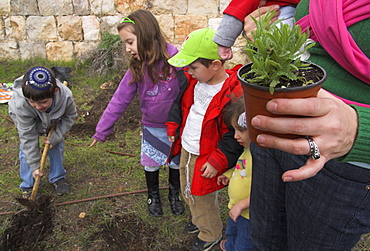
[{"x1": 243, "y1": 10, "x2": 316, "y2": 91}]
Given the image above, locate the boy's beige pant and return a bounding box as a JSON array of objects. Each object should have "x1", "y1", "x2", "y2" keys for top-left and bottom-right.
[{"x1": 180, "y1": 147, "x2": 223, "y2": 242}]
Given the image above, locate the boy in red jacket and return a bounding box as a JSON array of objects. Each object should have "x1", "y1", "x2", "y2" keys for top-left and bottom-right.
[
  {"x1": 166, "y1": 28, "x2": 244, "y2": 251},
  {"x1": 213, "y1": 0, "x2": 300, "y2": 60}
]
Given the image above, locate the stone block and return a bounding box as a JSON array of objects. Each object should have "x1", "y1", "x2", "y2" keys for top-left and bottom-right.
[
  {"x1": 173, "y1": 14, "x2": 208, "y2": 45},
  {"x1": 74, "y1": 41, "x2": 99, "y2": 58},
  {"x1": 187, "y1": 0, "x2": 219, "y2": 16},
  {"x1": 100, "y1": 16, "x2": 121, "y2": 35},
  {"x1": 73, "y1": 0, "x2": 90, "y2": 15},
  {"x1": 5, "y1": 16, "x2": 26, "y2": 41},
  {"x1": 151, "y1": 0, "x2": 187, "y2": 15},
  {"x1": 10, "y1": 0, "x2": 38, "y2": 15},
  {"x1": 116, "y1": 0, "x2": 144, "y2": 15},
  {"x1": 57, "y1": 16, "x2": 82, "y2": 41},
  {"x1": 39, "y1": 0, "x2": 73, "y2": 16},
  {"x1": 156, "y1": 14, "x2": 174, "y2": 42},
  {"x1": 0, "y1": 41, "x2": 20, "y2": 60},
  {"x1": 82, "y1": 16, "x2": 101, "y2": 41},
  {"x1": 0, "y1": 0, "x2": 10, "y2": 15},
  {"x1": 26, "y1": 16, "x2": 57, "y2": 42},
  {"x1": 19, "y1": 42, "x2": 46, "y2": 59},
  {"x1": 90, "y1": 0, "x2": 115, "y2": 15},
  {"x1": 46, "y1": 41, "x2": 74, "y2": 61}
]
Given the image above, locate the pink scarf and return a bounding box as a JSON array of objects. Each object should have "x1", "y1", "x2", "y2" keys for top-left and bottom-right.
[{"x1": 296, "y1": 0, "x2": 370, "y2": 85}]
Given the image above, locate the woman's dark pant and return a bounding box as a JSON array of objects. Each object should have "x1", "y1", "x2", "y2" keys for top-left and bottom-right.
[{"x1": 249, "y1": 143, "x2": 370, "y2": 251}]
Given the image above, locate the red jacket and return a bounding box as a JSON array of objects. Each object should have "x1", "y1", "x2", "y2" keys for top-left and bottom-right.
[
  {"x1": 166, "y1": 65, "x2": 244, "y2": 196},
  {"x1": 224, "y1": 0, "x2": 301, "y2": 22}
]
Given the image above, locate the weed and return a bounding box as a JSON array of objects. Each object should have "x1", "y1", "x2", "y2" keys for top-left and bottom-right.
[{"x1": 76, "y1": 32, "x2": 129, "y2": 78}]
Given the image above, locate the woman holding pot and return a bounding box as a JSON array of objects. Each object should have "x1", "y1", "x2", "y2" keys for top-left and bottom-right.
[{"x1": 244, "y1": 0, "x2": 370, "y2": 250}]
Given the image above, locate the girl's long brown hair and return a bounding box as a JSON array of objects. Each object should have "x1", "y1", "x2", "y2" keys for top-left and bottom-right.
[{"x1": 117, "y1": 9, "x2": 172, "y2": 84}]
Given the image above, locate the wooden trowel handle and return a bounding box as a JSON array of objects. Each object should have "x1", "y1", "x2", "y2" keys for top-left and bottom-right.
[{"x1": 30, "y1": 124, "x2": 55, "y2": 201}]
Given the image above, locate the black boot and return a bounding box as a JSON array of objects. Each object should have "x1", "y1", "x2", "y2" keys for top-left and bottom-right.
[
  {"x1": 145, "y1": 170, "x2": 163, "y2": 217},
  {"x1": 168, "y1": 168, "x2": 185, "y2": 216}
]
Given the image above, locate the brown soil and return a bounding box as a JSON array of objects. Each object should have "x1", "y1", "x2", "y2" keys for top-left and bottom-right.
[
  {"x1": 244, "y1": 64, "x2": 325, "y2": 88},
  {"x1": 87, "y1": 214, "x2": 157, "y2": 250},
  {"x1": 1, "y1": 196, "x2": 53, "y2": 251},
  {"x1": 69, "y1": 87, "x2": 141, "y2": 138}
]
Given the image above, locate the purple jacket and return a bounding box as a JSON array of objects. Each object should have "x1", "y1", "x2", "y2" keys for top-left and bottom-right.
[{"x1": 93, "y1": 44, "x2": 181, "y2": 142}]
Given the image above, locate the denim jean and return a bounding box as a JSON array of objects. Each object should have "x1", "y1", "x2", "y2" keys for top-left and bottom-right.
[
  {"x1": 249, "y1": 143, "x2": 370, "y2": 251},
  {"x1": 225, "y1": 216, "x2": 253, "y2": 251},
  {"x1": 19, "y1": 142, "x2": 66, "y2": 189}
]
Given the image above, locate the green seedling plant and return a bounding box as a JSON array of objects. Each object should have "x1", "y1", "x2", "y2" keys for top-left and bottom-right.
[{"x1": 243, "y1": 11, "x2": 315, "y2": 94}]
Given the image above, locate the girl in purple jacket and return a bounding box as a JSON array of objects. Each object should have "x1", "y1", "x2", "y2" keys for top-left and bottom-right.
[{"x1": 90, "y1": 9, "x2": 184, "y2": 217}]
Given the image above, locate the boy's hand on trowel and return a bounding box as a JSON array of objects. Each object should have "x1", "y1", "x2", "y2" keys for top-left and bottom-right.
[
  {"x1": 32, "y1": 168, "x2": 44, "y2": 180},
  {"x1": 43, "y1": 139, "x2": 53, "y2": 148}
]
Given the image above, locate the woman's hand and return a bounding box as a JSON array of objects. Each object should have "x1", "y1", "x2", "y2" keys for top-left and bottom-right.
[
  {"x1": 251, "y1": 89, "x2": 358, "y2": 182},
  {"x1": 243, "y1": 5, "x2": 280, "y2": 41}
]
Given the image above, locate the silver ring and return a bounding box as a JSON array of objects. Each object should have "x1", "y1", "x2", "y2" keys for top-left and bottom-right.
[{"x1": 307, "y1": 137, "x2": 320, "y2": 160}]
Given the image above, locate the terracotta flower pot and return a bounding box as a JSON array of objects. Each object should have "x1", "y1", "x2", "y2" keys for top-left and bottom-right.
[{"x1": 237, "y1": 62, "x2": 327, "y2": 146}]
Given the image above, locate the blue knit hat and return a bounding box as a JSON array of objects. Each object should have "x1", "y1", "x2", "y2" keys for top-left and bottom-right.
[{"x1": 25, "y1": 67, "x2": 53, "y2": 90}]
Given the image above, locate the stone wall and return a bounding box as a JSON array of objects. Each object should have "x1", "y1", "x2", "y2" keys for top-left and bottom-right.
[{"x1": 0, "y1": 0, "x2": 248, "y2": 66}]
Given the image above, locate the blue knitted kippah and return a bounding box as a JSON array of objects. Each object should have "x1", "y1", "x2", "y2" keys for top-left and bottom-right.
[{"x1": 25, "y1": 67, "x2": 53, "y2": 90}]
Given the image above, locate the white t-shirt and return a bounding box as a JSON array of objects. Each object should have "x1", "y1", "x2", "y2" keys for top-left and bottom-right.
[{"x1": 182, "y1": 81, "x2": 224, "y2": 155}]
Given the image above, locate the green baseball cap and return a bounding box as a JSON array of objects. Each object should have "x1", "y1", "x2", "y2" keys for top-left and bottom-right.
[{"x1": 168, "y1": 28, "x2": 221, "y2": 67}]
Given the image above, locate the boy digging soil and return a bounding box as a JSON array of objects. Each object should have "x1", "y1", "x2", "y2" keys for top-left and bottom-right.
[{"x1": 8, "y1": 66, "x2": 76, "y2": 198}]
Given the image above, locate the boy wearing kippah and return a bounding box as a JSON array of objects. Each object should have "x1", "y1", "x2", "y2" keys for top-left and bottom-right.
[
  {"x1": 166, "y1": 28, "x2": 244, "y2": 251},
  {"x1": 8, "y1": 67, "x2": 76, "y2": 198}
]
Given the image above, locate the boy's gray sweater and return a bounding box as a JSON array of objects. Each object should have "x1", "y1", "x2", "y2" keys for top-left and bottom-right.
[{"x1": 8, "y1": 76, "x2": 77, "y2": 172}]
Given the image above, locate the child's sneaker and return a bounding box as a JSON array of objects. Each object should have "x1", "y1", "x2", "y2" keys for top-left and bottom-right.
[
  {"x1": 53, "y1": 178, "x2": 69, "y2": 195},
  {"x1": 185, "y1": 221, "x2": 199, "y2": 233},
  {"x1": 21, "y1": 188, "x2": 32, "y2": 198},
  {"x1": 21, "y1": 188, "x2": 42, "y2": 200},
  {"x1": 191, "y1": 236, "x2": 221, "y2": 251}
]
